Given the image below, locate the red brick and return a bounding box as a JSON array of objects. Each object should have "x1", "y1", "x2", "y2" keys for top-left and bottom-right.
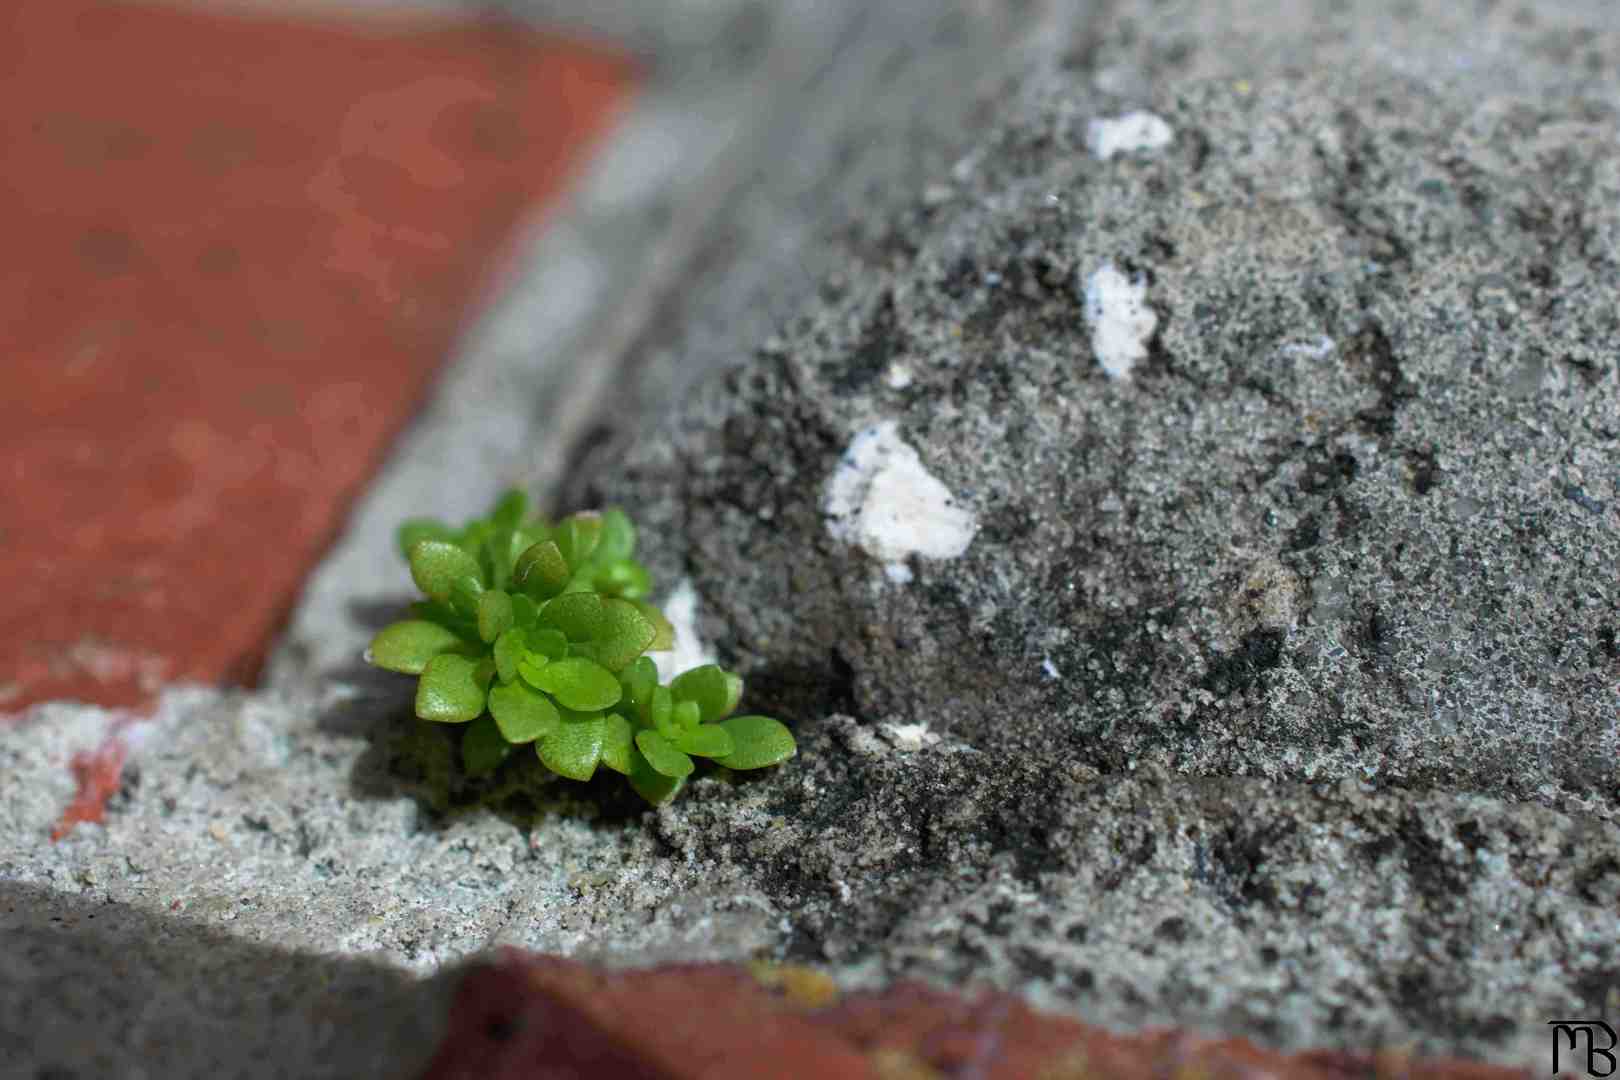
[
  {"x1": 421, "y1": 951, "x2": 1535, "y2": 1080},
  {"x1": 0, "y1": 0, "x2": 634, "y2": 715}
]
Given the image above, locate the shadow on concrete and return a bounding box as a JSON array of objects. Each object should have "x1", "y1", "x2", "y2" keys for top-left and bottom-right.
[{"x1": 0, "y1": 878, "x2": 453, "y2": 1078}]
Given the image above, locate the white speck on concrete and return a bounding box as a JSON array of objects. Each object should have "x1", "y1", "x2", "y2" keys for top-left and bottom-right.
[
  {"x1": 879, "y1": 721, "x2": 939, "y2": 752},
  {"x1": 823, "y1": 420, "x2": 977, "y2": 575},
  {"x1": 1081, "y1": 264, "x2": 1156, "y2": 379},
  {"x1": 1041, "y1": 656, "x2": 1061, "y2": 680},
  {"x1": 652, "y1": 578, "x2": 718, "y2": 681},
  {"x1": 1085, "y1": 110, "x2": 1174, "y2": 160},
  {"x1": 1281, "y1": 335, "x2": 1336, "y2": 359},
  {"x1": 884, "y1": 362, "x2": 913, "y2": 390}
]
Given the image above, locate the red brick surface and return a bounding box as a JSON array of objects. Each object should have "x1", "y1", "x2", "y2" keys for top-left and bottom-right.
[
  {"x1": 0, "y1": 0, "x2": 633, "y2": 716},
  {"x1": 420, "y1": 951, "x2": 1537, "y2": 1080}
]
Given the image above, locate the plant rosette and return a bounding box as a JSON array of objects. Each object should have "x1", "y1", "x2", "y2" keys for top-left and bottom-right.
[{"x1": 364, "y1": 488, "x2": 796, "y2": 804}]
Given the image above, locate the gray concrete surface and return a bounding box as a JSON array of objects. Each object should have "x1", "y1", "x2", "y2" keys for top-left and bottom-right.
[{"x1": 5, "y1": 0, "x2": 1620, "y2": 1076}]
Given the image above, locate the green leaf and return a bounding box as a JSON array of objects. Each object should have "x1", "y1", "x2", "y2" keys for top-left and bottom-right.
[
  {"x1": 672, "y1": 700, "x2": 701, "y2": 732},
  {"x1": 674, "y1": 724, "x2": 734, "y2": 759},
  {"x1": 538, "y1": 712, "x2": 604, "y2": 781},
  {"x1": 618, "y1": 657, "x2": 658, "y2": 712},
  {"x1": 598, "y1": 713, "x2": 634, "y2": 775},
  {"x1": 670, "y1": 664, "x2": 741, "y2": 723},
  {"x1": 457, "y1": 521, "x2": 493, "y2": 567},
  {"x1": 635, "y1": 729, "x2": 694, "y2": 779},
  {"x1": 594, "y1": 599, "x2": 657, "y2": 672},
  {"x1": 493, "y1": 627, "x2": 526, "y2": 684},
  {"x1": 416, "y1": 653, "x2": 492, "y2": 723},
  {"x1": 593, "y1": 559, "x2": 652, "y2": 600},
  {"x1": 627, "y1": 745, "x2": 686, "y2": 805},
  {"x1": 477, "y1": 590, "x2": 514, "y2": 644},
  {"x1": 509, "y1": 593, "x2": 539, "y2": 630},
  {"x1": 713, "y1": 715, "x2": 797, "y2": 770},
  {"x1": 517, "y1": 655, "x2": 550, "y2": 689},
  {"x1": 367, "y1": 619, "x2": 462, "y2": 674},
  {"x1": 538, "y1": 591, "x2": 605, "y2": 642},
  {"x1": 553, "y1": 513, "x2": 603, "y2": 570},
  {"x1": 526, "y1": 628, "x2": 569, "y2": 661},
  {"x1": 489, "y1": 488, "x2": 528, "y2": 531},
  {"x1": 595, "y1": 508, "x2": 636, "y2": 563},
  {"x1": 512, "y1": 540, "x2": 571, "y2": 602},
  {"x1": 488, "y1": 679, "x2": 560, "y2": 743},
  {"x1": 483, "y1": 530, "x2": 513, "y2": 591},
  {"x1": 409, "y1": 540, "x2": 484, "y2": 602},
  {"x1": 448, "y1": 575, "x2": 486, "y2": 619},
  {"x1": 461, "y1": 714, "x2": 512, "y2": 776},
  {"x1": 649, "y1": 685, "x2": 674, "y2": 737},
  {"x1": 397, "y1": 519, "x2": 455, "y2": 562},
  {"x1": 633, "y1": 601, "x2": 675, "y2": 651},
  {"x1": 529, "y1": 657, "x2": 622, "y2": 711}
]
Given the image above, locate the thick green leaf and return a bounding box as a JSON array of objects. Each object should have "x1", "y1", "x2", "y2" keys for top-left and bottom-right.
[
  {"x1": 477, "y1": 590, "x2": 514, "y2": 644},
  {"x1": 593, "y1": 559, "x2": 652, "y2": 600},
  {"x1": 509, "y1": 593, "x2": 539, "y2": 630},
  {"x1": 633, "y1": 601, "x2": 675, "y2": 651},
  {"x1": 671, "y1": 700, "x2": 701, "y2": 732},
  {"x1": 366, "y1": 620, "x2": 462, "y2": 674},
  {"x1": 674, "y1": 724, "x2": 734, "y2": 759},
  {"x1": 416, "y1": 653, "x2": 492, "y2": 723},
  {"x1": 483, "y1": 530, "x2": 513, "y2": 591},
  {"x1": 512, "y1": 540, "x2": 571, "y2": 601},
  {"x1": 563, "y1": 640, "x2": 604, "y2": 666},
  {"x1": 538, "y1": 713, "x2": 604, "y2": 781},
  {"x1": 553, "y1": 513, "x2": 602, "y2": 570},
  {"x1": 712, "y1": 715, "x2": 797, "y2": 770},
  {"x1": 480, "y1": 591, "x2": 515, "y2": 641},
  {"x1": 517, "y1": 655, "x2": 551, "y2": 689},
  {"x1": 595, "y1": 508, "x2": 636, "y2": 563},
  {"x1": 649, "y1": 685, "x2": 674, "y2": 737},
  {"x1": 598, "y1": 713, "x2": 635, "y2": 775},
  {"x1": 493, "y1": 627, "x2": 526, "y2": 684},
  {"x1": 448, "y1": 575, "x2": 486, "y2": 619},
  {"x1": 538, "y1": 591, "x2": 605, "y2": 642},
  {"x1": 594, "y1": 599, "x2": 657, "y2": 672},
  {"x1": 635, "y1": 729, "x2": 694, "y2": 779},
  {"x1": 670, "y1": 664, "x2": 741, "y2": 723},
  {"x1": 489, "y1": 488, "x2": 528, "y2": 531},
  {"x1": 410, "y1": 540, "x2": 484, "y2": 602},
  {"x1": 488, "y1": 679, "x2": 560, "y2": 743},
  {"x1": 627, "y1": 746, "x2": 685, "y2": 804},
  {"x1": 397, "y1": 519, "x2": 455, "y2": 562},
  {"x1": 618, "y1": 657, "x2": 658, "y2": 712},
  {"x1": 526, "y1": 628, "x2": 569, "y2": 661},
  {"x1": 529, "y1": 657, "x2": 621, "y2": 711},
  {"x1": 461, "y1": 714, "x2": 512, "y2": 776}
]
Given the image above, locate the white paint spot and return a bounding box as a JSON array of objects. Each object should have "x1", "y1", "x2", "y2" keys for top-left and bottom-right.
[
  {"x1": 1085, "y1": 111, "x2": 1174, "y2": 160},
  {"x1": 1281, "y1": 335, "x2": 1336, "y2": 359},
  {"x1": 1080, "y1": 264, "x2": 1156, "y2": 379},
  {"x1": 1041, "y1": 656, "x2": 1061, "y2": 680},
  {"x1": 823, "y1": 421, "x2": 977, "y2": 578},
  {"x1": 651, "y1": 578, "x2": 718, "y2": 682},
  {"x1": 879, "y1": 721, "x2": 939, "y2": 752},
  {"x1": 883, "y1": 362, "x2": 913, "y2": 390}
]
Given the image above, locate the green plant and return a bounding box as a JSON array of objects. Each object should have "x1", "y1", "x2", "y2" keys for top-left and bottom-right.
[{"x1": 364, "y1": 488, "x2": 796, "y2": 805}]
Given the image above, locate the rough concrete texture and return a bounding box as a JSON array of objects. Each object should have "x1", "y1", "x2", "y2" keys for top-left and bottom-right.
[{"x1": 559, "y1": 0, "x2": 1620, "y2": 1066}]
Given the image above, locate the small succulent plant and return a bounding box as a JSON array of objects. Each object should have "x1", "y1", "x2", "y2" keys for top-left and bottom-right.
[{"x1": 364, "y1": 488, "x2": 795, "y2": 805}]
